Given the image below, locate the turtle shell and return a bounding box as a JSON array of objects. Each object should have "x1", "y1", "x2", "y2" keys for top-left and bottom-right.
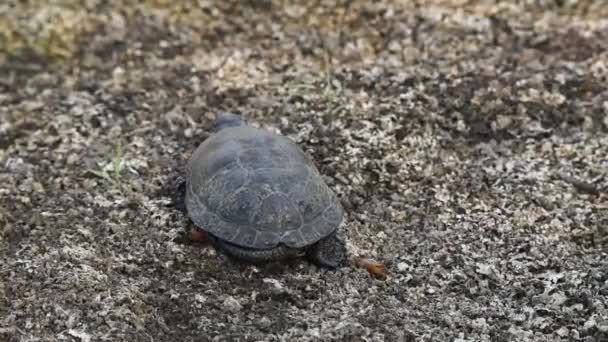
[{"x1": 185, "y1": 126, "x2": 344, "y2": 250}]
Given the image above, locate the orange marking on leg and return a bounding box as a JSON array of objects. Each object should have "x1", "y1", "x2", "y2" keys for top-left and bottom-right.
[
  {"x1": 190, "y1": 228, "x2": 208, "y2": 243},
  {"x1": 354, "y1": 256, "x2": 386, "y2": 280}
]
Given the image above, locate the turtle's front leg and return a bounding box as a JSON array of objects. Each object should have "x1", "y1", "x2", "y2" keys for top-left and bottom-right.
[
  {"x1": 307, "y1": 233, "x2": 387, "y2": 278},
  {"x1": 168, "y1": 175, "x2": 187, "y2": 214},
  {"x1": 306, "y1": 233, "x2": 349, "y2": 269}
]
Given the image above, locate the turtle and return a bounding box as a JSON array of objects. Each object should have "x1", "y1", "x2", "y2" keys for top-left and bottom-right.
[{"x1": 171, "y1": 113, "x2": 385, "y2": 275}]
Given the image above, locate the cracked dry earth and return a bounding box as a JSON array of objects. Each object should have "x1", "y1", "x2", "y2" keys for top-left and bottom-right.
[{"x1": 2, "y1": 1, "x2": 608, "y2": 341}]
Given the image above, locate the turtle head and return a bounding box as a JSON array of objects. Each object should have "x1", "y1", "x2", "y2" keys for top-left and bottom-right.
[{"x1": 213, "y1": 112, "x2": 245, "y2": 132}]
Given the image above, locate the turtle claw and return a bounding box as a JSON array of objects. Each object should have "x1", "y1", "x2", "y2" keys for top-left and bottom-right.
[{"x1": 354, "y1": 256, "x2": 386, "y2": 280}]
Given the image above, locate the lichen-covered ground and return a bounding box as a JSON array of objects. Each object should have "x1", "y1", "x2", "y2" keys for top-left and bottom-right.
[{"x1": 2, "y1": 1, "x2": 608, "y2": 341}]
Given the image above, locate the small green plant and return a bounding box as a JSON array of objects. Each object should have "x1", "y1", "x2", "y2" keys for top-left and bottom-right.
[
  {"x1": 321, "y1": 70, "x2": 346, "y2": 117},
  {"x1": 86, "y1": 142, "x2": 125, "y2": 190},
  {"x1": 110, "y1": 142, "x2": 123, "y2": 182},
  {"x1": 285, "y1": 79, "x2": 316, "y2": 95}
]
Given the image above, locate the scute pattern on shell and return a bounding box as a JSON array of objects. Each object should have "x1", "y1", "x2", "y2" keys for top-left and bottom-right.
[{"x1": 185, "y1": 125, "x2": 344, "y2": 249}]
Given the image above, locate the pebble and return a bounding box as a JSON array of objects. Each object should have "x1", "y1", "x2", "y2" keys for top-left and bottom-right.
[{"x1": 223, "y1": 296, "x2": 242, "y2": 312}]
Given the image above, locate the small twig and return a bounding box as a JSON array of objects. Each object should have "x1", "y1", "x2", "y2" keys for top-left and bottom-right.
[
  {"x1": 198, "y1": 51, "x2": 234, "y2": 75},
  {"x1": 337, "y1": 0, "x2": 354, "y2": 50},
  {"x1": 112, "y1": 142, "x2": 123, "y2": 183},
  {"x1": 411, "y1": 14, "x2": 423, "y2": 46},
  {"x1": 556, "y1": 172, "x2": 601, "y2": 195},
  {"x1": 0, "y1": 62, "x2": 44, "y2": 73}
]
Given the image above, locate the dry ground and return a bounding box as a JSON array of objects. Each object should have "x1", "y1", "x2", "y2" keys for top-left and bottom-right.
[{"x1": 1, "y1": 1, "x2": 608, "y2": 341}]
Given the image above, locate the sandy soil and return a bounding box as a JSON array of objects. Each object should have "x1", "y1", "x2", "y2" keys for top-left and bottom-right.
[{"x1": 1, "y1": 1, "x2": 608, "y2": 341}]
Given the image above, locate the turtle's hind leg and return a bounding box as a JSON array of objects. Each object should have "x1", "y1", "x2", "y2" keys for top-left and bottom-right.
[{"x1": 306, "y1": 233, "x2": 349, "y2": 269}]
